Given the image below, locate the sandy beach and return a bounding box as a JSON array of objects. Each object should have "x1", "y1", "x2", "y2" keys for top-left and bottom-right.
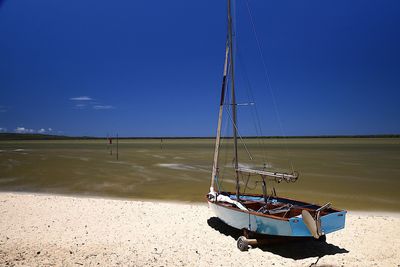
[{"x1": 0, "y1": 193, "x2": 399, "y2": 266}]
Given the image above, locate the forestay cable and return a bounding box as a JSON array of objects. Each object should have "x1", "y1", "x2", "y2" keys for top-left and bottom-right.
[{"x1": 244, "y1": 0, "x2": 295, "y2": 172}]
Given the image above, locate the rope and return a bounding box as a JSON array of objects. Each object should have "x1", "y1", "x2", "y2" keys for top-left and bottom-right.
[
  {"x1": 215, "y1": 173, "x2": 222, "y2": 192},
  {"x1": 242, "y1": 173, "x2": 249, "y2": 194}
]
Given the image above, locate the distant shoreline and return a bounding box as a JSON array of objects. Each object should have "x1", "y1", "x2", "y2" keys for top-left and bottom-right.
[{"x1": 1, "y1": 133, "x2": 399, "y2": 141}]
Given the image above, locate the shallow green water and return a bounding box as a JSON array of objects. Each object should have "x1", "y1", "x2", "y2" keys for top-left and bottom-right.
[{"x1": 0, "y1": 138, "x2": 399, "y2": 211}]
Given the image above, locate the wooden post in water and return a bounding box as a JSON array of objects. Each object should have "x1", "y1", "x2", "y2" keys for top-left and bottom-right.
[
  {"x1": 107, "y1": 134, "x2": 113, "y2": 155},
  {"x1": 116, "y1": 133, "x2": 119, "y2": 160},
  {"x1": 106, "y1": 134, "x2": 109, "y2": 154},
  {"x1": 110, "y1": 137, "x2": 113, "y2": 155}
]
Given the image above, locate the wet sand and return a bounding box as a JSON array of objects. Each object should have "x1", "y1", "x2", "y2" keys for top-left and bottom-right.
[{"x1": 1, "y1": 193, "x2": 399, "y2": 266}]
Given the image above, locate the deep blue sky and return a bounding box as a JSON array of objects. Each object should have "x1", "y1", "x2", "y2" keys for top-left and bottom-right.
[{"x1": 0, "y1": 0, "x2": 399, "y2": 137}]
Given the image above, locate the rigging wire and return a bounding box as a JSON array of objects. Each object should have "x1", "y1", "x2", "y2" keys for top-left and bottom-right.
[
  {"x1": 224, "y1": 105, "x2": 254, "y2": 161},
  {"x1": 237, "y1": 50, "x2": 270, "y2": 165},
  {"x1": 230, "y1": 0, "x2": 255, "y2": 164},
  {"x1": 232, "y1": 0, "x2": 271, "y2": 171},
  {"x1": 218, "y1": 103, "x2": 230, "y2": 191},
  {"x1": 244, "y1": 0, "x2": 295, "y2": 173},
  {"x1": 217, "y1": 0, "x2": 297, "y2": 193},
  {"x1": 219, "y1": 116, "x2": 229, "y2": 191}
]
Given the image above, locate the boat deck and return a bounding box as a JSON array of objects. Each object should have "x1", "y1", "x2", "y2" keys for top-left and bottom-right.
[{"x1": 216, "y1": 192, "x2": 341, "y2": 220}]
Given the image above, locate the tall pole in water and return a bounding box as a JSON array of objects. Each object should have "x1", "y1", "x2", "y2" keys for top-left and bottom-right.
[
  {"x1": 107, "y1": 133, "x2": 113, "y2": 155},
  {"x1": 116, "y1": 133, "x2": 119, "y2": 160},
  {"x1": 106, "y1": 133, "x2": 109, "y2": 154},
  {"x1": 228, "y1": 0, "x2": 240, "y2": 200}
]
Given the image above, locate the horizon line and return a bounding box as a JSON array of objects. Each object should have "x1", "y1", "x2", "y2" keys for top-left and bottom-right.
[{"x1": 0, "y1": 132, "x2": 399, "y2": 140}]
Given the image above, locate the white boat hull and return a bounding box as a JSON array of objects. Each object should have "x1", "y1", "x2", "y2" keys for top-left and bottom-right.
[
  {"x1": 208, "y1": 201, "x2": 292, "y2": 236},
  {"x1": 208, "y1": 200, "x2": 346, "y2": 237}
]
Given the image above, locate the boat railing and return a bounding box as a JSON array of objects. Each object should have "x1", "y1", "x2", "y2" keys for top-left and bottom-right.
[{"x1": 236, "y1": 167, "x2": 299, "y2": 183}]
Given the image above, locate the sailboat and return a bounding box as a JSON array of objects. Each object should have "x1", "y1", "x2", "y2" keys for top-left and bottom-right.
[{"x1": 207, "y1": 0, "x2": 346, "y2": 251}]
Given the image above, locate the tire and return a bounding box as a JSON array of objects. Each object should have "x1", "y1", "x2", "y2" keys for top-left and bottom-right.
[{"x1": 237, "y1": 236, "x2": 249, "y2": 251}]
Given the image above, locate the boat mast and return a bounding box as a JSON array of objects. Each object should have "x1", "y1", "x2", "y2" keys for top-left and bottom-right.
[
  {"x1": 210, "y1": 0, "x2": 240, "y2": 198},
  {"x1": 227, "y1": 0, "x2": 240, "y2": 200},
  {"x1": 210, "y1": 41, "x2": 229, "y2": 193}
]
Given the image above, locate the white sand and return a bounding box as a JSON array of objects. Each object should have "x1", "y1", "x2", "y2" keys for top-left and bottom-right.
[{"x1": 0, "y1": 193, "x2": 399, "y2": 266}]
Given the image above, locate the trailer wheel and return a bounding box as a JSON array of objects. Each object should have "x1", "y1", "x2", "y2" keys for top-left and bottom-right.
[{"x1": 237, "y1": 236, "x2": 249, "y2": 251}]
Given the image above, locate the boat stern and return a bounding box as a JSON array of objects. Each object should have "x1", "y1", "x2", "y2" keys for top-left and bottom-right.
[
  {"x1": 289, "y1": 210, "x2": 347, "y2": 237},
  {"x1": 319, "y1": 210, "x2": 347, "y2": 235}
]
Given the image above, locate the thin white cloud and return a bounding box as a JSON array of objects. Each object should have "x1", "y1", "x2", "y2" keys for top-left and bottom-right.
[
  {"x1": 93, "y1": 105, "x2": 114, "y2": 110},
  {"x1": 15, "y1": 127, "x2": 35, "y2": 134},
  {"x1": 69, "y1": 97, "x2": 115, "y2": 110},
  {"x1": 74, "y1": 103, "x2": 86, "y2": 109},
  {"x1": 70, "y1": 96, "x2": 92, "y2": 101},
  {"x1": 15, "y1": 127, "x2": 25, "y2": 133},
  {"x1": 0, "y1": 105, "x2": 7, "y2": 112},
  {"x1": 0, "y1": 127, "x2": 7, "y2": 132},
  {"x1": 13, "y1": 127, "x2": 54, "y2": 134}
]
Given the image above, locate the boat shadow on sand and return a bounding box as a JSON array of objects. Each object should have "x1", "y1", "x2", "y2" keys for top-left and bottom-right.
[{"x1": 207, "y1": 217, "x2": 349, "y2": 260}]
